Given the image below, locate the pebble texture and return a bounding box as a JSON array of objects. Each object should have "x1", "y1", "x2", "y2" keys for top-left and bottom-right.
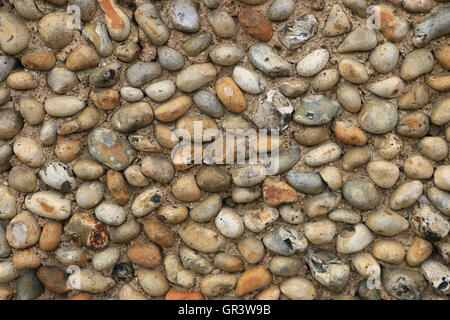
[{"x1": 0, "y1": 0, "x2": 448, "y2": 302}]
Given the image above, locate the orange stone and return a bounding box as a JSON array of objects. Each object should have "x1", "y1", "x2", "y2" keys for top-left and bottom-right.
[
  {"x1": 165, "y1": 289, "x2": 205, "y2": 300},
  {"x1": 216, "y1": 77, "x2": 247, "y2": 114},
  {"x1": 238, "y1": 8, "x2": 273, "y2": 42},
  {"x1": 333, "y1": 121, "x2": 367, "y2": 146},
  {"x1": 128, "y1": 243, "x2": 162, "y2": 268},
  {"x1": 235, "y1": 265, "x2": 272, "y2": 296},
  {"x1": 39, "y1": 221, "x2": 63, "y2": 251},
  {"x1": 262, "y1": 178, "x2": 298, "y2": 206}
]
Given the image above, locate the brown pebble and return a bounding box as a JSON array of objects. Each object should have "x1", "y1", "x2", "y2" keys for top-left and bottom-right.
[
  {"x1": 39, "y1": 221, "x2": 63, "y2": 252},
  {"x1": 238, "y1": 8, "x2": 273, "y2": 42},
  {"x1": 262, "y1": 178, "x2": 298, "y2": 206},
  {"x1": 6, "y1": 72, "x2": 38, "y2": 90},
  {"x1": 37, "y1": 266, "x2": 69, "y2": 294},
  {"x1": 406, "y1": 237, "x2": 432, "y2": 267},
  {"x1": 154, "y1": 96, "x2": 193, "y2": 123},
  {"x1": 0, "y1": 285, "x2": 13, "y2": 300},
  {"x1": 435, "y1": 45, "x2": 450, "y2": 69},
  {"x1": 128, "y1": 243, "x2": 162, "y2": 268},
  {"x1": 172, "y1": 173, "x2": 202, "y2": 202},
  {"x1": 12, "y1": 248, "x2": 41, "y2": 270},
  {"x1": 89, "y1": 88, "x2": 120, "y2": 111},
  {"x1": 55, "y1": 139, "x2": 83, "y2": 162},
  {"x1": 142, "y1": 217, "x2": 175, "y2": 247},
  {"x1": 106, "y1": 170, "x2": 131, "y2": 205},
  {"x1": 21, "y1": 52, "x2": 56, "y2": 71},
  {"x1": 333, "y1": 121, "x2": 367, "y2": 146},
  {"x1": 66, "y1": 44, "x2": 100, "y2": 71},
  {"x1": 235, "y1": 265, "x2": 272, "y2": 296}
]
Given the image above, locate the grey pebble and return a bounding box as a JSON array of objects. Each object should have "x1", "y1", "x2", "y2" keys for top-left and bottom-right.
[
  {"x1": 248, "y1": 43, "x2": 294, "y2": 77},
  {"x1": 304, "y1": 142, "x2": 342, "y2": 167},
  {"x1": 413, "y1": 6, "x2": 450, "y2": 47},
  {"x1": 95, "y1": 201, "x2": 127, "y2": 227},
  {"x1": 207, "y1": 8, "x2": 238, "y2": 38},
  {"x1": 15, "y1": 270, "x2": 44, "y2": 300},
  {"x1": 263, "y1": 225, "x2": 308, "y2": 256},
  {"x1": 358, "y1": 98, "x2": 398, "y2": 134},
  {"x1": 305, "y1": 192, "x2": 341, "y2": 218},
  {"x1": 231, "y1": 187, "x2": 261, "y2": 204},
  {"x1": 410, "y1": 202, "x2": 449, "y2": 242},
  {"x1": 203, "y1": 0, "x2": 220, "y2": 9},
  {"x1": 0, "y1": 109, "x2": 23, "y2": 140},
  {"x1": 342, "y1": 179, "x2": 381, "y2": 210},
  {"x1": 279, "y1": 79, "x2": 309, "y2": 98},
  {"x1": 279, "y1": 204, "x2": 304, "y2": 224},
  {"x1": 381, "y1": 267, "x2": 427, "y2": 300},
  {"x1": 267, "y1": 0, "x2": 295, "y2": 21},
  {"x1": 190, "y1": 194, "x2": 222, "y2": 223},
  {"x1": 193, "y1": 90, "x2": 226, "y2": 118},
  {"x1": 304, "y1": 248, "x2": 350, "y2": 293},
  {"x1": 47, "y1": 67, "x2": 78, "y2": 94},
  {"x1": 110, "y1": 219, "x2": 141, "y2": 244},
  {"x1": 120, "y1": 87, "x2": 144, "y2": 102},
  {"x1": 427, "y1": 187, "x2": 450, "y2": 216},
  {"x1": 0, "y1": 88, "x2": 11, "y2": 106},
  {"x1": 158, "y1": 46, "x2": 185, "y2": 71},
  {"x1": 89, "y1": 62, "x2": 121, "y2": 87},
  {"x1": 293, "y1": 95, "x2": 341, "y2": 126},
  {"x1": 180, "y1": 247, "x2": 213, "y2": 275},
  {"x1": 251, "y1": 90, "x2": 293, "y2": 131},
  {"x1": 76, "y1": 181, "x2": 104, "y2": 209},
  {"x1": 92, "y1": 247, "x2": 120, "y2": 271},
  {"x1": 0, "y1": 56, "x2": 16, "y2": 82},
  {"x1": 0, "y1": 224, "x2": 11, "y2": 258},
  {"x1": 183, "y1": 33, "x2": 213, "y2": 56},
  {"x1": 3, "y1": 176, "x2": 24, "y2": 206},
  {"x1": 111, "y1": 102, "x2": 154, "y2": 133},
  {"x1": 279, "y1": 15, "x2": 319, "y2": 50},
  {"x1": 39, "y1": 119, "x2": 57, "y2": 146},
  {"x1": 145, "y1": 80, "x2": 176, "y2": 102},
  {"x1": 170, "y1": 0, "x2": 200, "y2": 33},
  {"x1": 88, "y1": 127, "x2": 137, "y2": 171},
  {"x1": 126, "y1": 62, "x2": 162, "y2": 88},
  {"x1": 286, "y1": 170, "x2": 326, "y2": 195},
  {"x1": 209, "y1": 43, "x2": 244, "y2": 67},
  {"x1": 269, "y1": 256, "x2": 302, "y2": 277}
]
